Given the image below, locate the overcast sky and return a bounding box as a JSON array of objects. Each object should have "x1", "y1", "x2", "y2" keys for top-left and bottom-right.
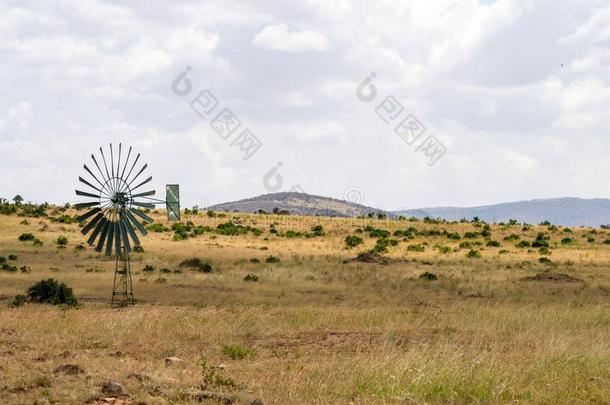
[{"x1": 1, "y1": 0, "x2": 609, "y2": 210}]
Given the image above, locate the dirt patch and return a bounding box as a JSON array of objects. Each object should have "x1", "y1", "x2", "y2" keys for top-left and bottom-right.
[{"x1": 523, "y1": 273, "x2": 583, "y2": 283}]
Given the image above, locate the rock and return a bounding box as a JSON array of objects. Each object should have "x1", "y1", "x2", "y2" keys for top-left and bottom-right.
[
  {"x1": 186, "y1": 388, "x2": 234, "y2": 404},
  {"x1": 101, "y1": 381, "x2": 126, "y2": 397},
  {"x1": 54, "y1": 364, "x2": 85, "y2": 375},
  {"x1": 164, "y1": 356, "x2": 184, "y2": 366}
]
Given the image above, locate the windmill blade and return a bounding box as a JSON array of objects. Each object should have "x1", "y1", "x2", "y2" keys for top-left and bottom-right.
[
  {"x1": 126, "y1": 209, "x2": 148, "y2": 236},
  {"x1": 127, "y1": 163, "x2": 148, "y2": 187},
  {"x1": 124, "y1": 153, "x2": 141, "y2": 184},
  {"x1": 119, "y1": 219, "x2": 131, "y2": 254},
  {"x1": 99, "y1": 147, "x2": 112, "y2": 187},
  {"x1": 81, "y1": 212, "x2": 104, "y2": 234},
  {"x1": 78, "y1": 176, "x2": 102, "y2": 194},
  {"x1": 76, "y1": 207, "x2": 101, "y2": 223},
  {"x1": 120, "y1": 146, "x2": 132, "y2": 179},
  {"x1": 129, "y1": 207, "x2": 153, "y2": 223},
  {"x1": 83, "y1": 164, "x2": 106, "y2": 190},
  {"x1": 91, "y1": 153, "x2": 110, "y2": 185},
  {"x1": 76, "y1": 190, "x2": 101, "y2": 199},
  {"x1": 131, "y1": 176, "x2": 152, "y2": 193},
  {"x1": 132, "y1": 190, "x2": 155, "y2": 198},
  {"x1": 115, "y1": 220, "x2": 121, "y2": 257},
  {"x1": 131, "y1": 201, "x2": 155, "y2": 209},
  {"x1": 121, "y1": 211, "x2": 141, "y2": 247},
  {"x1": 117, "y1": 143, "x2": 122, "y2": 181},
  {"x1": 95, "y1": 220, "x2": 110, "y2": 252},
  {"x1": 75, "y1": 201, "x2": 100, "y2": 209},
  {"x1": 88, "y1": 217, "x2": 107, "y2": 245},
  {"x1": 105, "y1": 222, "x2": 115, "y2": 256},
  {"x1": 109, "y1": 143, "x2": 115, "y2": 193}
]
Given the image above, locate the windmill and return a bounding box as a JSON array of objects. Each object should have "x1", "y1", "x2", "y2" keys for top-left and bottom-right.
[{"x1": 74, "y1": 143, "x2": 180, "y2": 306}]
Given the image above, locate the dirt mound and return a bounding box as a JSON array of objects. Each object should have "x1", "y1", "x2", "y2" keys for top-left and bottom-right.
[
  {"x1": 350, "y1": 252, "x2": 388, "y2": 264},
  {"x1": 523, "y1": 273, "x2": 583, "y2": 283}
]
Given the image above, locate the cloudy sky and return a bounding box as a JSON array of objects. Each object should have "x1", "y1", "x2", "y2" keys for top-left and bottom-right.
[{"x1": 1, "y1": 0, "x2": 609, "y2": 210}]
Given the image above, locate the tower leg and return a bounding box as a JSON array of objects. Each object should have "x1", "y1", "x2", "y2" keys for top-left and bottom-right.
[{"x1": 111, "y1": 247, "x2": 134, "y2": 307}]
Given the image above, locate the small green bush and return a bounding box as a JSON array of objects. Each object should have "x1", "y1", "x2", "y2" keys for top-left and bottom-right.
[
  {"x1": 561, "y1": 238, "x2": 575, "y2": 245},
  {"x1": 466, "y1": 249, "x2": 481, "y2": 258},
  {"x1": 142, "y1": 265, "x2": 155, "y2": 273},
  {"x1": 26, "y1": 279, "x2": 78, "y2": 306},
  {"x1": 345, "y1": 235, "x2": 364, "y2": 248},
  {"x1": 244, "y1": 273, "x2": 258, "y2": 282},
  {"x1": 446, "y1": 232, "x2": 461, "y2": 240},
  {"x1": 419, "y1": 271, "x2": 438, "y2": 280},
  {"x1": 265, "y1": 255, "x2": 280, "y2": 263},
  {"x1": 486, "y1": 240, "x2": 501, "y2": 247},
  {"x1": 56, "y1": 235, "x2": 68, "y2": 246},
  {"x1": 9, "y1": 294, "x2": 27, "y2": 308},
  {"x1": 407, "y1": 244, "x2": 425, "y2": 252},
  {"x1": 8, "y1": 255, "x2": 17, "y2": 261},
  {"x1": 18, "y1": 233, "x2": 35, "y2": 242},
  {"x1": 516, "y1": 241, "x2": 531, "y2": 248}
]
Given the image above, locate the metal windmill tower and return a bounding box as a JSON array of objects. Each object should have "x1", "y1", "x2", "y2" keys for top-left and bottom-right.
[{"x1": 74, "y1": 143, "x2": 180, "y2": 306}]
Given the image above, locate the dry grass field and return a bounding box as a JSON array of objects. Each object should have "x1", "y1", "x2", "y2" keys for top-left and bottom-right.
[{"x1": 1, "y1": 206, "x2": 609, "y2": 404}]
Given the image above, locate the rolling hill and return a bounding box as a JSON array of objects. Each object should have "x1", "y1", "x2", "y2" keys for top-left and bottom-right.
[{"x1": 208, "y1": 193, "x2": 610, "y2": 227}]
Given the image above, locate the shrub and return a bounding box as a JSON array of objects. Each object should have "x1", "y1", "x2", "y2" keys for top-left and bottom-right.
[
  {"x1": 436, "y1": 245, "x2": 452, "y2": 254},
  {"x1": 19, "y1": 266, "x2": 31, "y2": 273},
  {"x1": 345, "y1": 235, "x2": 364, "y2": 248},
  {"x1": 463, "y1": 232, "x2": 481, "y2": 239},
  {"x1": 539, "y1": 247, "x2": 551, "y2": 256},
  {"x1": 148, "y1": 223, "x2": 168, "y2": 233},
  {"x1": 486, "y1": 240, "x2": 501, "y2": 247},
  {"x1": 74, "y1": 244, "x2": 85, "y2": 251},
  {"x1": 0, "y1": 256, "x2": 5, "y2": 264},
  {"x1": 446, "y1": 232, "x2": 461, "y2": 240},
  {"x1": 243, "y1": 273, "x2": 258, "y2": 282},
  {"x1": 142, "y1": 265, "x2": 155, "y2": 273},
  {"x1": 310, "y1": 225, "x2": 325, "y2": 236},
  {"x1": 539, "y1": 257, "x2": 552, "y2": 264},
  {"x1": 198, "y1": 263, "x2": 213, "y2": 273},
  {"x1": 369, "y1": 228, "x2": 391, "y2": 239},
  {"x1": 419, "y1": 271, "x2": 438, "y2": 280},
  {"x1": 2, "y1": 263, "x2": 18, "y2": 272},
  {"x1": 56, "y1": 235, "x2": 68, "y2": 246},
  {"x1": 563, "y1": 227, "x2": 573, "y2": 233},
  {"x1": 18, "y1": 233, "x2": 35, "y2": 242},
  {"x1": 561, "y1": 238, "x2": 575, "y2": 245},
  {"x1": 407, "y1": 244, "x2": 425, "y2": 252},
  {"x1": 371, "y1": 238, "x2": 390, "y2": 254},
  {"x1": 516, "y1": 241, "x2": 531, "y2": 248},
  {"x1": 9, "y1": 294, "x2": 27, "y2": 308},
  {"x1": 265, "y1": 255, "x2": 280, "y2": 263},
  {"x1": 8, "y1": 255, "x2": 17, "y2": 261},
  {"x1": 26, "y1": 279, "x2": 78, "y2": 306},
  {"x1": 466, "y1": 249, "x2": 481, "y2": 258},
  {"x1": 33, "y1": 239, "x2": 43, "y2": 246},
  {"x1": 504, "y1": 234, "x2": 520, "y2": 241},
  {"x1": 221, "y1": 344, "x2": 256, "y2": 360},
  {"x1": 588, "y1": 237, "x2": 596, "y2": 243},
  {"x1": 250, "y1": 258, "x2": 261, "y2": 263},
  {"x1": 160, "y1": 268, "x2": 172, "y2": 273}
]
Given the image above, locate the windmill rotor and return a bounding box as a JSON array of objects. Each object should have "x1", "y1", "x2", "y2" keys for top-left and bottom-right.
[{"x1": 75, "y1": 143, "x2": 154, "y2": 256}]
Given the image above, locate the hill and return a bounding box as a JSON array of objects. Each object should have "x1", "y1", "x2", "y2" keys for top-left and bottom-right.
[
  {"x1": 210, "y1": 193, "x2": 610, "y2": 227},
  {"x1": 207, "y1": 192, "x2": 384, "y2": 217},
  {"x1": 398, "y1": 197, "x2": 610, "y2": 227}
]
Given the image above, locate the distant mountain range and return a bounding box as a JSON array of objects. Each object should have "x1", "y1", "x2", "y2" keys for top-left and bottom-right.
[{"x1": 208, "y1": 193, "x2": 610, "y2": 227}]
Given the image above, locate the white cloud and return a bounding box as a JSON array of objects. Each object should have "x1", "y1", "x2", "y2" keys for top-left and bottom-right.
[{"x1": 252, "y1": 23, "x2": 329, "y2": 52}]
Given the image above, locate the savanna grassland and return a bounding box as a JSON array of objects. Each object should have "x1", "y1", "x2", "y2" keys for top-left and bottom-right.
[{"x1": 0, "y1": 204, "x2": 609, "y2": 405}]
